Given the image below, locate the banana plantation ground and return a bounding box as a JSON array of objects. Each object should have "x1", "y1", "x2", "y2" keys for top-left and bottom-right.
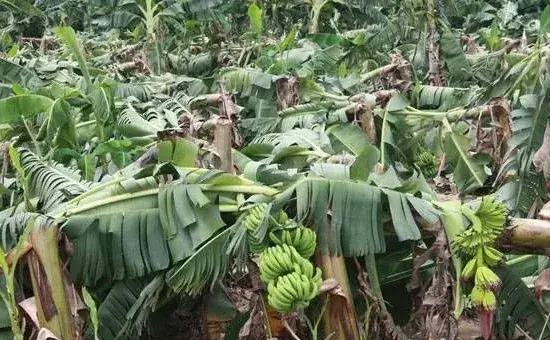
[{"x1": 4, "y1": 0, "x2": 550, "y2": 339}]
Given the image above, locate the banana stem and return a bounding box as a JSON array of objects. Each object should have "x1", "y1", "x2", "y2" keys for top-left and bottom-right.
[
  {"x1": 305, "y1": 295, "x2": 330, "y2": 340},
  {"x1": 61, "y1": 184, "x2": 278, "y2": 217},
  {"x1": 21, "y1": 118, "x2": 42, "y2": 158}
]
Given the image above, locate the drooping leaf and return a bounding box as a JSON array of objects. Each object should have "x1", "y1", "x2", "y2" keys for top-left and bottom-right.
[
  {"x1": 252, "y1": 128, "x2": 332, "y2": 155},
  {"x1": 384, "y1": 189, "x2": 422, "y2": 241},
  {"x1": 0, "y1": 0, "x2": 44, "y2": 17},
  {"x1": 292, "y1": 177, "x2": 385, "y2": 256},
  {"x1": 540, "y1": 5, "x2": 550, "y2": 34},
  {"x1": 36, "y1": 98, "x2": 78, "y2": 149},
  {"x1": 414, "y1": 85, "x2": 475, "y2": 110},
  {"x1": 443, "y1": 120, "x2": 490, "y2": 193},
  {"x1": 508, "y1": 94, "x2": 549, "y2": 156},
  {"x1": 0, "y1": 212, "x2": 45, "y2": 251},
  {"x1": 54, "y1": 26, "x2": 92, "y2": 91},
  {"x1": 277, "y1": 102, "x2": 349, "y2": 131},
  {"x1": 247, "y1": 3, "x2": 263, "y2": 34},
  {"x1": 166, "y1": 226, "x2": 232, "y2": 295},
  {"x1": 0, "y1": 95, "x2": 53, "y2": 124},
  {"x1": 0, "y1": 59, "x2": 44, "y2": 90},
  {"x1": 171, "y1": 139, "x2": 199, "y2": 167},
  {"x1": 63, "y1": 178, "x2": 227, "y2": 285},
  {"x1": 94, "y1": 275, "x2": 169, "y2": 340},
  {"x1": 89, "y1": 83, "x2": 114, "y2": 124},
  {"x1": 495, "y1": 266, "x2": 550, "y2": 340},
  {"x1": 219, "y1": 67, "x2": 274, "y2": 99},
  {"x1": 118, "y1": 102, "x2": 163, "y2": 137},
  {"x1": 327, "y1": 123, "x2": 378, "y2": 157},
  {"x1": 20, "y1": 149, "x2": 89, "y2": 213},
  {"x1": 440, "y1": 27, "x2": 471, "y2": 84},
  {"x1": 82, "y1": 287, "x2": 99, "y2": 340},
  {"x1": 63, "y1": 209, "x2": 169, "y2": 285},
  {"x1": 497, "y1": 2, "x2": 518, "y2": 27},
  {"x1": 504, "y1": 92, "x2": 550, "y2": 215},
  {"x1": 381, "y1": 95, "x2": 409, "y2": 167}
]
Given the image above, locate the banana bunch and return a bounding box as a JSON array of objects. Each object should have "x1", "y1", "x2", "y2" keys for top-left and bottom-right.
[
  {"x1": 269, "y1": 226, "x2": 317, "y2": 258},
  {"x1": 259, "y1": 244, "x2": 298, "y2": 282},
  {"x1": 481, "y1": 245, "x2": 504, "y2": 266},
  {"x1": 244, "y1": 203, "x2": 270, "y2": 254},
  {"x1": 453, "y1": 196, "x2": 508, "y2": 312},
  {"x1": 259, "y1": 244, "x2": 319, "y2": 284},
  {"x1": 474, "y1": 266, "x2": 501, "y2": 290},
  {"x1": 460, "y1": 255, "x2": 502, "y2": 312},
  {"x1": 453, "y1": 196, "x2": 508, "y2": 258},
  {"x1": 273, "y1": 209, "x2": 290, "y2": 225},
  {"x1": 414, "y1": 150, "x2": 439, "y2": 179},
  {"x1": 259, "y1": 243, "x2": 323, "y2": 313},
  {"x1": 475, "y1": 196, "x2": 508, "y2": 237},
  {"x1": 461, "y1": 248, "x2": 504, "y2": 281},
  {"x1": 470, "y1": 285, "x2": 496, "y2": 311},
  {"x1": 245, "y1": 205, "x2": 323, "y2": 313},
  {"x1": 267, "y1": 270, "x2": 323, "y2": 313}
]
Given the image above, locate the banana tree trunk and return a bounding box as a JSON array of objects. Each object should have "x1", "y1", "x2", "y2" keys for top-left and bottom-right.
[
  {"x1": 426, "y1": 0, "x2": 445, "y2": 86},
  {"x1": 27, "y1": 226, "x2": 76, "y2": 340},
  {"x1": 498, "y1": 218, "x2": 550, "y2": 254},
  {"x1": 316, "y1": 252, "x2": 361, "y2": 340},
  {"x1": 214, "y1": 117, "x2": 234, "y2": 174}
]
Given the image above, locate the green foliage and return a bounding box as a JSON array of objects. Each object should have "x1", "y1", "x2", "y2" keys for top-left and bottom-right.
[
  {"x1": 443, "y1": 120, "x2": 490, "y2": 193},
  {"x1": 20, "y1": 149, "x2": 89, "y2": 212},
  {"x1": 0, "y1": 1, "x2": 549, "y2": 339},
  {"x1": 55, "y1": 26, "x2": 92, "y2": 91},
  {"x1": 0, "y1": 59, "x2": 44, "y2": 90},
  {"x1": 247, "y1": 2, "x2": 263, "y2": 34},
  {"x1": 94, "y1": 276, "x2": 166, "y2": 340},
  {"x1": 496, "y1": 266, "x2": 550, "y2": 339},
  {"x1": 499, "y1": 92, "x2": 550, "y2": 215},
  {"x1": 440, "y1": 27, "x2": 472, "y2": 84},
  {"x1": 0, "y1": 95, "x2": 53, "y2": 124}
]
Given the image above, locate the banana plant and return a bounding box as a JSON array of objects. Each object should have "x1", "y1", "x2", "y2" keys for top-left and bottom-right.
[{"x1": 1, "y1": 1, "x2": 550, "y2": 340}]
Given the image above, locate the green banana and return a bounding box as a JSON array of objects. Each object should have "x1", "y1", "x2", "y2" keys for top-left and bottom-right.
[
  {"x1": 482, "y1": 246, "x2": 503, "y2": 266},
  {"x1": 474, "y1": 266, "x2": 501, "y2": 290},
  {"x1": 244, "y1": 203, "x2": 270, "y2": 254},
  {"x1": 470, "y1": 285, "x2": 496, "y2": 311},
  {"x1": 269, "y1": 280, "x2": 294, "y2": 302},
  {"x1": 476, "y1": 196, "x2": 507, "y2": 234},
  {"x1": 461, "y1": 206, "x2": 484, "y2": 233},
  {"x1": 269, "y1": 226, "x2": 317, "y2": 258},
  {"x1": 259, "y1": 244, "x2": 323, "y2": 314},
  {"x1": 461, "y1": 258, "x2": 477, "y2": 280},
  {"x1": 414, "y1": 150, "x2": 439, "y2": 179},
  {"x1": 453, "y1": 196, "x2": 508, "y2": 314},
  {"x1": 254, "y1": 211, "x2": 323, "y2": 315},
  {"x1": 260, "y1": 245, "x2": 295, "y2": 281},
  {"x1": 288, "y1": 272, "x2": 303, "y2": 297}
]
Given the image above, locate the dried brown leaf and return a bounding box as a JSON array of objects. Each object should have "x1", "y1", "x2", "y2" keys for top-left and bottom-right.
[
  {"x1": 20, "y1": 297, "x2": 39, "y2": 328},
  {"x1": 406, "y1": 231, "x2": 458, "y2": 339},
  {"x1": 37, "y1": 328, "x2": 59, "y2": 340},
  {"x1": 275, "y1": 76, "x2": 299, "y2": 110},
  {"x1": 534, "y1": 268, "x2": 550, "y2": 300},
  {"x1": 538, "y1": 201, "x2": 550, "y2": 221},
  {"x1": 534, "y1": 125, "x2": 550, "y2": 177}
]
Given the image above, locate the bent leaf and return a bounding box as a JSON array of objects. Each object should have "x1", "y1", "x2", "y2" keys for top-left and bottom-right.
[
  {"x1": 0, "y1": 95, "x2": 54, "y2": 124},
  {"x1": 54, "y1": 26, "x2": 91, "y2": 91},
  {"x1": 0, "y1": 59, "x2": 44, "y2": 90},
  {"x1": 443, "y1": 119, "x2": 489, "y2": 192}
]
